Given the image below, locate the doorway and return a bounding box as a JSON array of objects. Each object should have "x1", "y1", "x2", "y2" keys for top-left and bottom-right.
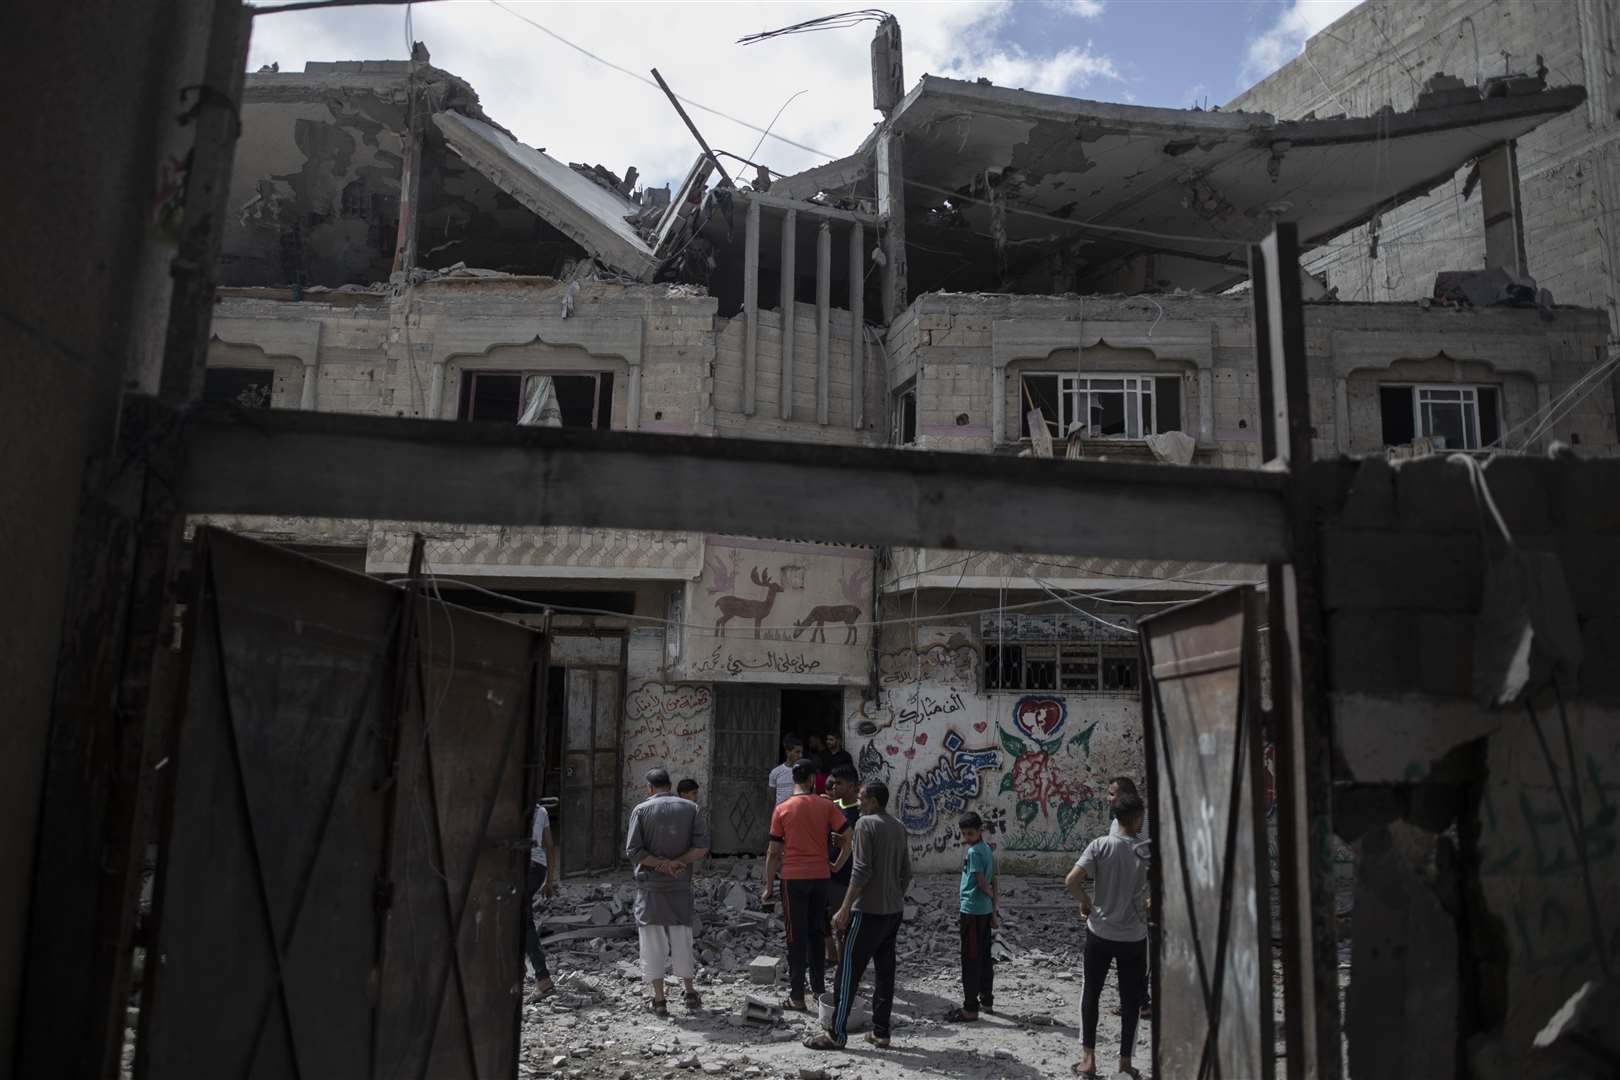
[
  {"x1": 707, "y1": 686, "x2": 848, "y2": 856},
  {"x1": 780, "y1": 688, "x2": 844, "y2": 771}
]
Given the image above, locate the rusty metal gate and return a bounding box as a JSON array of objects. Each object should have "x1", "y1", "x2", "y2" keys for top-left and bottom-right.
[
  {"x1": 137, "y1": 528, "x2": 544, "y2": 1079},
  {"x1": 710, "y1": 686, "x2": 781, "y2": 854},
  {"x1": 1139, "y1": 586, "x2": 1274, "y2": 1080}
]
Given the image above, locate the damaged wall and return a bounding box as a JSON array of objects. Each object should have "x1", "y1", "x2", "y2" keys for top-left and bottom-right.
[
  {"x1": 1230, "y1": 0, "x2": 1620, "y2": 346},
  {"x1": 845, "y1": 592, "x2": 1147, "y2": 875},
  {"x1": 884, "y1": 291, "x2": 1614, "y2": 461},
  {"x1": 224, "y1": 64, "x2": 587, "y2": 288},
  {"x1": 1316, "y1": 453, "x2": 1620, "y2": 1078}
]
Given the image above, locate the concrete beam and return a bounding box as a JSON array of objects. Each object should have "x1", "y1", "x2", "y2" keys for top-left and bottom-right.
[{"x1": 177, "y1": 404, "x2": 1294, "y2": 565}]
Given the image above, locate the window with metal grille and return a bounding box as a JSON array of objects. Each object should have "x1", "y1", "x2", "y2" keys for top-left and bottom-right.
[
  {"x1": 1020, "y1": 373, "x2": 1182, "y2": 440},
  {"x1": 984, "y1": 642, "x2": 1139, "y2": 693}
]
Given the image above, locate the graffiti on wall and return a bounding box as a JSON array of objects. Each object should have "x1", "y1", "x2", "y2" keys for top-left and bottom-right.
[
  {"x1": 998, "y1": 704, "x2": 1102, "y2": 850},
  {"x1": 853, "y1": 686, "x2": 982, "y2": 737},
  {"x1": 859, "y1": 729, "x2": 1001, "y2": 835},
  {"x1": 677, "y1": 541, "x2": 870, "y2": 684},
  {"x1": 876, "y1": 630, "x2": 978, "y2": 689},
  {"x1": 910, "y1": 806, "x2": 1009, "y2": 862},
  {"x1": 622, "y1": 679, "x2": 711, "y2": 773}
]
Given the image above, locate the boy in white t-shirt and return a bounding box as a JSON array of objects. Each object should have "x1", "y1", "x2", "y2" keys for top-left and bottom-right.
[
  {"x1": 1065, "y1": 792, "x2": 1150, "y2": 1079},
  {"x1": 767, "y1": 736, "x2": 805, "y2": 807}
]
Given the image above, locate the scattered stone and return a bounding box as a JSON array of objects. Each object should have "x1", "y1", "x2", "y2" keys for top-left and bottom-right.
[{"x1": 748, "y1": 955, "x2": 780, "y2": 984}]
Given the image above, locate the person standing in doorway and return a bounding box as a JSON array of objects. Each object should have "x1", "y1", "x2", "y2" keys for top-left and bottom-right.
[
  {"x1": 762, "y1": 760, "x2": 852, "y2": 1011},
  {"x1": 524, "y1": 800, "x2": 558, "y2": 1002},
  {"x1": 768, "y1": 736, "x2": 804, "y2": 808},
  {"x1": 1066, "y1": 792, "x2": 1150, "y2": 1079},
  {"x1": 805, "y1": 780, "x2": 913, "y2": 1052},
  {"x1": 624, "y1": 768, "x2": 711, "y2": 1016},
  {"x1": 946, "y1": 811, "x2": 997, "y2": 1022}
]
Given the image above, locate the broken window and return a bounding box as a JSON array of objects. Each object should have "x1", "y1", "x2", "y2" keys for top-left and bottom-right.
[
  {"x1": 892, "y1": 381, "x2": 918, "y2": 445},
  {"x1": 1380, "y1": 383, "x2": 1500, "y2": 449},
  {"x1": 203, "y1": 367, "x2": 274, "y2": 408},
  {"x1": 458, "y1": 370, "x2": 614, "y2": 429},
  {"x1": 984, "y1": 641, "x2": 1137, "y2": 693},
  {"x1": 1019, "y1": 373, "x2": 1182, "y2": 440}
]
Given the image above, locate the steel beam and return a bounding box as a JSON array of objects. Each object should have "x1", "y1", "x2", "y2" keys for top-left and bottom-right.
[{"x1": 177, "y1": 405, "x2": 1292, "y2": 565}]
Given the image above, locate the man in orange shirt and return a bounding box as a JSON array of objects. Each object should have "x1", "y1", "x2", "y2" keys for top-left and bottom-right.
[{"x1": 762, "y1": 759, "x2": 853, "y2": 1011}]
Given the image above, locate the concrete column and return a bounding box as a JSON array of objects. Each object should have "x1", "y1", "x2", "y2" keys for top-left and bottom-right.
[
  {"x1": 426, "y1": 359, "x2": 446, "y2": 419},
  {"x1": 1198, "y1": 367, "x2": 1215, "y2": 446},
  {"x1": 779, "y1": 208, "x2": 797, "y2": 420},
  {"x1": 299, "y1": 358, "x2": 318, "y2": 410},
  {"x1": 991, "y1": 359, "x2": 1009, "y2": 445},
  {"x1": 849, "y1": 222, "x2": 865, "y2": 431},
  {"x1": 1334, "y1": 377, "x2": 1350, "y2": 454},
  {"x1": 816, "y1": 221, "x2": 831, "y2": 425},
  {"x1": 1478, "y1": 142, "x2": 1527, "y2": 277},
  {"x1": 743, "y1": 198, "x2": 760, "y2": 416},
  {"x1": 878, "y1": 130, "x2": 907, "y2": 323},
  {"x1": 627, "y1": 360, "x2": 642, "y2": 431}
]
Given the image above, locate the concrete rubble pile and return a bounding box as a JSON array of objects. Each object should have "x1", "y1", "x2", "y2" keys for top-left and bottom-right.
[{"x1": 520, "y1": 863, "x2": 1096, "y2": 1080}]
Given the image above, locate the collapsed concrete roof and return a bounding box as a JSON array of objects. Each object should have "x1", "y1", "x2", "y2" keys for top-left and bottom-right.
[
  {"x1": 433, "y1": 111, "x2": 659, "y2": 280},
  {"x1": 782, "y1": 74, "x2": 1586, "y2": 296}
]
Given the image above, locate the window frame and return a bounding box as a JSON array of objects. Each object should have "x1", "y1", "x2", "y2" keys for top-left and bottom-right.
[
  {"x1": 1381, "y1": 382, "x2": 1500, "y2": 450},
  {"x1": 892, "y1": 380, "x2": 918, "y2": 445},
  {"x1": 1018, "y1": 371, "x2": 1179, "y2": 441},
  {"x1": 983, "y1": 640, "x2": 1140, "y2": 694},
  {"x1": 459, "y1": 368, "x2": 614, "y2": 429}
]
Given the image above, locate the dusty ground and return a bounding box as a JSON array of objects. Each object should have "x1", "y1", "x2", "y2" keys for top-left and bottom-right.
[{"x1": 521, "y1": 865, "x2": 1153, "y2": 1080}]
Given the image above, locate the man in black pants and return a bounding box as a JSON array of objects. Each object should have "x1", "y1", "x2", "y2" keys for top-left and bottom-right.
[
  {"x1": 1065, "y1": 792, "x2": 1150, "y2": 1078},
  {"x1": 762, "y1": 760, "x2": 852, "y2": 1011},
  {"x1": 805, "y1": 780, "x2": 913, "y2": 1052}
]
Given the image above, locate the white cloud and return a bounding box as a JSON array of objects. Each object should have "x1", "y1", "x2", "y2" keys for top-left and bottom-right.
[
  {"x1": 1239, "y1": 0, "x2": 1362, "y2": 88},
  {"x1": 246, "y1": 1, "x2": 1123, "y2": 191},
  {"x1": 1044, "y1": 0, "x2": 1106, "y2": 17}
]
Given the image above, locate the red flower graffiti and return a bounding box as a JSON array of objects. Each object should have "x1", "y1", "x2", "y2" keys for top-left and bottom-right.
[{"x1": 1000, "y1": 720, "x2": 1097, "y2": 831}]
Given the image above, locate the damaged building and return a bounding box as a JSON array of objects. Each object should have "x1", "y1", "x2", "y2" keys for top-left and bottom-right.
[{"x1": 196, "y1": 18, "x2": 1620, "y2": 1026}]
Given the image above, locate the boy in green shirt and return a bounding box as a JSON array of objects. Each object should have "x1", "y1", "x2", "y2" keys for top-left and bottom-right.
[{"x1": 947, "y1": 811, "x2": 997, "y2": 1021}]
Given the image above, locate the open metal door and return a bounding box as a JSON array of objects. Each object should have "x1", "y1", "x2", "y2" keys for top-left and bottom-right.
[
  {"x1": 710, "y1": 686, "x2": 781, "y2": 854},
  {"x1": 138, "y1": 528, "x2": 543, "y2": 1080},
  {"x1": 1139, "y1": 586, "x2": 1273, "y2": 1080}
]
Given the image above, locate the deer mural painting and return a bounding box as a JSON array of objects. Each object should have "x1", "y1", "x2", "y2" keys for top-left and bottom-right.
[
  {"x1": 714, "y1": 567, "x2": 783, "y2": 638},
  {"x1": 792, "y1": 605, "x2": 861, "y2": 645}
]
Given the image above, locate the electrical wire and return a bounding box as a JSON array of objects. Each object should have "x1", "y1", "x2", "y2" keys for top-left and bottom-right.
[
  {"x1": 736, "y1": 10, "x2": 891, "y2": 45},
  {"x1": 486, "y1": 0, "x2": 834, "y2": 159}
]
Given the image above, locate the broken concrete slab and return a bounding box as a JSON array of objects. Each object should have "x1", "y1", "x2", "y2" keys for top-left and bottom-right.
[{"x1": 434, "y1": 110, "x2": 659, "y2": 280}]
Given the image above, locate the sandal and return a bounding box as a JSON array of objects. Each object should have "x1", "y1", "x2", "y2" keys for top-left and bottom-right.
[
  {"x1": 1070, "y1": 1064, "x2": 1097, "y2": 1078},
  {"x1": 803, "y1": 1033, "x2": 845, "y2": 1051},
  {"x1": 864, "y1": 1032, "x2": 890, "y2": 1049},
  {"x1": 782, "y1": 996, "x2": 809, "y2": 1012},
  {"x1": 683, "y1": 989, "x2": 703, "y2": 1009},
  {"x1": 649, "y1": 998, "x2": 668, "y2": 1017},
  {"x1": 942, "y1": 1007, "x2": 979, "y2": 1022}
]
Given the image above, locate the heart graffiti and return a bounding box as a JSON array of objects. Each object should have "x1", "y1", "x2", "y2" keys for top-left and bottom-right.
[{"x1": 1013, "y1": 695, "x2": 1068, "y2": 742}]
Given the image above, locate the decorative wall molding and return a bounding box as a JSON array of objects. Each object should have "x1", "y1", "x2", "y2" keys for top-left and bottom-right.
[
  {"x1": 1328, "y1": 330, "x2": 1551, "y2": 382},
  {"x1": 209, "y1": 317, "x2": 323, "y2": 408},
  {"x1": 426, "y1": 316, "x2": 645, "y2": 426}
]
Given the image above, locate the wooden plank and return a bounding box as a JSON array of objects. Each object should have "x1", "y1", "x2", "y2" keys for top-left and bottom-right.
[
  {"x1": 849, "y1": 222, "x2": 865, "y2": 431},
  {"x1": 816, "y1": 222, "x2": 831, "y2": 425},
  {"x1": 743, "y1": 198, "x2": 760, "y2": 416},
  {"x1": 177, "y1": 405, "x2": 1292, "y2": 565},
  {"x1": 780, "y1": 211, "x2": 796, "y2": 421}
]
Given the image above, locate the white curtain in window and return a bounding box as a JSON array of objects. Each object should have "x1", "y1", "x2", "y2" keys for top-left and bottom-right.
[{"x1": 517, "y1": 374, "x2": 563, "y2": 427}]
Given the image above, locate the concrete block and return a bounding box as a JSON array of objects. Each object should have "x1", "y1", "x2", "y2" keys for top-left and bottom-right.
[{"x1": 748, "y1": 955, "x2": 781, "y2": 984}]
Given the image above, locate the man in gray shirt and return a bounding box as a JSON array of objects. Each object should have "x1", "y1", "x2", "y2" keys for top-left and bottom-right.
[
  {"x1": 805, "y1": 780, "x2": 912, "y2": 1052},
  {"x1": 624, "y1": 767, "x2": 710, "y2": 1016}
]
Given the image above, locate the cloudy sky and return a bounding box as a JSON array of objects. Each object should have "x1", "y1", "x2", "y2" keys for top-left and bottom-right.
[{"x1": 248, "y1": 0, "x2": 1362, "y2": 190}]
